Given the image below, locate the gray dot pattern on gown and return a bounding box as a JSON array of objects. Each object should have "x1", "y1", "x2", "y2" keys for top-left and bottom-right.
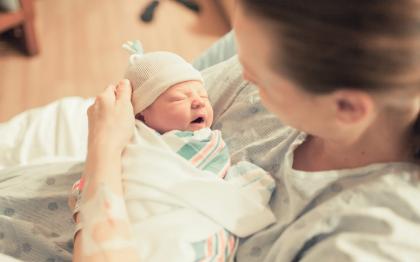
[
  {"x1": 0, "y1": 162, "x2": 83, "y2": 262},
  {"x1": 48, "y1": 202, "x2": 59, "y2": 211},
  {"x1": 4, "y1": 208, "x2": 15, "y2": 216},
  {"x1": 46, "y1": 178, "x2": 56, "y2": 185},
  {"x1": 22, "y1": 243, "x2": 32, "y2": 253},
  {"x1": 331, "y1": 184, "x2": 343, "y2": 193},
  {"x1": 250, "y1": 246, "x2": 262, "y2": 257},
  {"x1": 249, "y1": 107, "x2": 259, "y2": 114},
  {"x1": 50, "y1": 232, "x2": 60, "y2": 238}
]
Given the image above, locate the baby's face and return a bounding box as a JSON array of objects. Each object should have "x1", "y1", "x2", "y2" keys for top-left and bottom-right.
[{"x1": 140, "y1": 81, "x2": 214, "y2": 133}]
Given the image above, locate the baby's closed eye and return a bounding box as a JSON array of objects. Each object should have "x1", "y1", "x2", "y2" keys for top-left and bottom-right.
[{"x1": 168, "y1": 96, "x2": 187, "y2": 102}]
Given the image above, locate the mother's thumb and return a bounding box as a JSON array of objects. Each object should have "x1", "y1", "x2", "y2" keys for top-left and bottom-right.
[{"x1": 116, "y1": 79, "x2": 132, "y2": 102}]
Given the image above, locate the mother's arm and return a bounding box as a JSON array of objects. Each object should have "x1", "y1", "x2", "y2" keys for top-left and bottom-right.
[{"x1": 73, "y1": 80, "x2": 139, "y2": 262}]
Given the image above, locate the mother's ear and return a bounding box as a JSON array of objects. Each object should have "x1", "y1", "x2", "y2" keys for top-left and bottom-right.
[{"x1": 332, "y1": 89, "x2": 375, "y2": 125}]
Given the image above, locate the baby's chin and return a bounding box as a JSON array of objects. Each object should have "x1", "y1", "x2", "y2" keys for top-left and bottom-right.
[{"x1": 187, "y1": 122, "x2": 211, "y2": 131}]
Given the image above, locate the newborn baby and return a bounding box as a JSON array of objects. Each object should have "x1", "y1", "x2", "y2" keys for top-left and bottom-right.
[
  {"x1": 73, "y1": 41, "x2": 276, "y2": 262},
  {"x1": 123, "y1": 41, "x2": 213, "y2": 134}
]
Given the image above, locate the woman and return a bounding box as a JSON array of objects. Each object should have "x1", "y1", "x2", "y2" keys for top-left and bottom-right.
[{"x1": 74, "y1": 0, "x2": 420, "y2": 261}]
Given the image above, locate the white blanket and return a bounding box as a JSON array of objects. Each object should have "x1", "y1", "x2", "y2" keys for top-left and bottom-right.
[
  {"x1": 0, "y1": 97, "x2": 93, "y2": 170},
  {"x1": 122, "y1": 121, "x2": 275, "y2": 261}
]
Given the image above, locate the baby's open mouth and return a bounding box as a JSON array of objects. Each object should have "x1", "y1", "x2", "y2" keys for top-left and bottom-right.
[{"x1": 191, "y1": 117, "x2": 205, "y2": 124}]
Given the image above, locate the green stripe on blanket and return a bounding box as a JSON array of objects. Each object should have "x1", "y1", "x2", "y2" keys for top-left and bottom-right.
[
  {"x1": 174, "y1": 129, "x2": 230, "y2": 177},
  {"x1": 202, "y1": 146, "x2": 230, "y2": 175},
  {"x1": 175, "y1": 131, "x2": 209, "y2": 161}
]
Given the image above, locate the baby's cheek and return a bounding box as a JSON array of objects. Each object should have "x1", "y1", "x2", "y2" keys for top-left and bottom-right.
[{"x1": 165, "y1": 112, "x2": 187, "y2": 128}]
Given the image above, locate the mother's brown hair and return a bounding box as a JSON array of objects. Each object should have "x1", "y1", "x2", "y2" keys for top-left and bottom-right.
[{"x1": 240, "y1": 0, "x2": 420, "y2": 161}]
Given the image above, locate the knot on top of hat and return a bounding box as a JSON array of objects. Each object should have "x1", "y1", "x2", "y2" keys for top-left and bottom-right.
[
  {"x1": 122, "y1": 40, "x2": 144, "y2": 55},
  {"x1": 123, "y1": 40, "x2": 144, "y2": 65}
]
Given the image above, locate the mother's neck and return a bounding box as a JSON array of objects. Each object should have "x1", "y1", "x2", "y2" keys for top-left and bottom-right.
[{"x1": 294, "y1": 104, "x2": 419, "y2": 172}]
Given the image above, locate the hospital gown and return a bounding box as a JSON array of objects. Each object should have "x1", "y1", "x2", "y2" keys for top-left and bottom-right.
[{"x1": 0, "y1": 55, "x2": 419, "y2": 261}]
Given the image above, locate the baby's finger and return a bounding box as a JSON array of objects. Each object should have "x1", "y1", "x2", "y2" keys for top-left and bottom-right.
[{"x1": 115, "y1": 79, "x2": 132, "y2": 103}]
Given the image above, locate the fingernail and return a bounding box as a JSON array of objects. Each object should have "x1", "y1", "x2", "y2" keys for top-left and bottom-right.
[{"x1": 120, "y1": 79, "x2": 130, "y2": 85}]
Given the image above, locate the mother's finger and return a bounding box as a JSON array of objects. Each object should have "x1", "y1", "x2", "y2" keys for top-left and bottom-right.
[
  {"x1": 97, "y1": 85, "x2": 117, "y2": 105},
  {"x1": 115, "y1": 79, "x2": 132, "y2": 103}
]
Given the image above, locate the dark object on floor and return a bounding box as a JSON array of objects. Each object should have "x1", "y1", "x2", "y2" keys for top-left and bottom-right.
[
  {"x1": 175, "y1": 0, "x2": 200, "y2": 12},
  {"x1": 140, "y1": 0, "x2": 200, "y2": 23},
  {"x1": 140, "y1": 0, "x2": 160, "y2": 22}
]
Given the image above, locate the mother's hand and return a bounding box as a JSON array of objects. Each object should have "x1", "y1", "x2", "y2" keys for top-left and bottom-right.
[
  {"x1": 74, "y1": 81, "x2": 138, "y2": 262},
  {"x1": 87, "y1": 79, "x2": 135, "y2": 153}
]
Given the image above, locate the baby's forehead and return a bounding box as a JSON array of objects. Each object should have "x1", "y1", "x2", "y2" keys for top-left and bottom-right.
[{"x1": 166, "y1": 81, "x2": 207, "y2": 94}]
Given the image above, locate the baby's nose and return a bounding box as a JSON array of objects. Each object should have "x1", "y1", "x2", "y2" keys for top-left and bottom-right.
[{"x1": 191, "y1": 98, "x2": 204, "y2": 109}]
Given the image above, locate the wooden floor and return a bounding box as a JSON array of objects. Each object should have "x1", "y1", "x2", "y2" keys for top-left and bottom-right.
[{"x1": 0, "y1": 0, "x2": 230, "y2": 121}]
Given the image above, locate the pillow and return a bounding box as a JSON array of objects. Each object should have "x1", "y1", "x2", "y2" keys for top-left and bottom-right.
[
  {"x1": 192, "y1": 31, "x2": 237, "y2": 71},
  {"x1": 202, "y1": 55, "x2": 296, "y2": 175}
]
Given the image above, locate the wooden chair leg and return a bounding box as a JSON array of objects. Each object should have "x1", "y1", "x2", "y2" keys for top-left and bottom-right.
[
  {"x1": 21, "y1": 18, "x2": 38, "y2": 55},
  {"x1": 20, "y1": 0, "x2": 39, "y2": 55}
]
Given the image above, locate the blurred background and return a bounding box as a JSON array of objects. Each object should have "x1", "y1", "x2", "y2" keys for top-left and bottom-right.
[{"x1": 0, "y1": 0, "x2": 234, "y2": 121}]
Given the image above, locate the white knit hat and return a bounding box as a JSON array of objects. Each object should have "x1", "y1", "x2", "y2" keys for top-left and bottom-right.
[{"x1": 123, "y1": 40, "x2": 204, "y2": 115}]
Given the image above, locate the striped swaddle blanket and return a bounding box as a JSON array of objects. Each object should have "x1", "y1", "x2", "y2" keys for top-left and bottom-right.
[
  {"x1": 170, "y1": 128, "x2": 230, "y2": 178},
  {"x1": 120, "y1": 121, "x2": 275, "y2": 262}
]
